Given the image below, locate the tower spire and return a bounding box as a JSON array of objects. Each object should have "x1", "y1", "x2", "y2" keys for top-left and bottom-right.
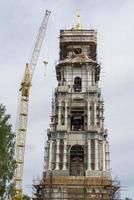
[{"x1": 75, "y1": 9, "x2": 81, "y2": 29}]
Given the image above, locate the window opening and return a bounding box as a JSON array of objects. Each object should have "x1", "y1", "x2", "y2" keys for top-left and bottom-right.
[
  {"x1": 71, "y1": 111, "x2": 84, "y2": 131},
  {"x1": 70, "y1": 145, "x2": 84, "y2": 176},
  {"x1": 74, "y1": 77, "x2": 82, "y2": 92}
]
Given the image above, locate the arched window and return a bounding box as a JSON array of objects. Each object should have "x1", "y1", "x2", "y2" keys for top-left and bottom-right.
[
  {"x1": 70, "y1": 145, "x2": 84, "y2": 176},
  {"x1": 71, "y1": 115, "x2": 84, "y2": 131},
  {"x1": 74, "y1": 77, "x2": 82, "y2": 92}
]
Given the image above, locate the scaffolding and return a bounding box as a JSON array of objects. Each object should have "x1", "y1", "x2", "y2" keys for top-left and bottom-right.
[{"x1": 33, "y1": 176, "x2": 120, "y2": 200}]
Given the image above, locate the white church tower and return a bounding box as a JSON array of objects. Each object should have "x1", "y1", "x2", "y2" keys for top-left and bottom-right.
[{"x1": 33, "y1": 14, "x2": 120, "y2": 200}]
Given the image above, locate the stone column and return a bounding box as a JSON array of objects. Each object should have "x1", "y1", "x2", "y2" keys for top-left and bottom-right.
[
  {"x1": 55, "y1": 139, "x2": 60, "y2": 170},
  {"x1": 100, "y1": 103, "x2": 103, "y2": 129},
  {"x1": 94, "y1": 102, "x2": 97, "y2": 127},
  {"x1": 106, "y1": 142, "x2": 110, "y2": 171},
  {"x1": 66, "y1": 68, "x2": 68, "y2": 85},
  {"x1": 87, "y1": 67, "x2": 91, "y2": 87},
  {"x1": 95, "y1": 139, "x2": 99, "y2": 170},
  {"x1": 92, "y1": 69, "x2": 95, "y2": 85},
  {"x1": 87, "y1": 101, "x2": 90, "y2": 130},
  {"x1": 89, "y1": 68, "x2": 92, "y2": 86},
  {"x1": 45, "y1": 143, "x2": 49, "y2": 170},
  {"x1": 99, "y1": 104, "x2": 103, "y2": 128},
  {"x1": 65, "y1": 101, "x2": 68, "y2": 127},
  {"x1": 87, "y1": 140, "x2": 91, "y2": 170},
  {"x1": 62, "y1": 140, "x2": 67, "y2": 170},
  {"x1": 102, "y1": 140, "x2": 106, "y2": 171},
  {"x1": 48, "y1": 140, "x2": 53, "y2": 171},
  {"x1": 58, "y1": 101, "x2": 61, "y2": 126}
]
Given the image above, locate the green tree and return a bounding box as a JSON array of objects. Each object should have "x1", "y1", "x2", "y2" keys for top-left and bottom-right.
[
  {"x1": 0, "y1": 104, "x2": 15, "y2": 199},
  {"x1": 23, "y1": 194, "x2": 31, "y2": 200}
]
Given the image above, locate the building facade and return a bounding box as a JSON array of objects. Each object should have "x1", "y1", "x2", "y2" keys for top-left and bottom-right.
[{"x1": 33, "y1": 21, "x2": 120, "y2": 200}]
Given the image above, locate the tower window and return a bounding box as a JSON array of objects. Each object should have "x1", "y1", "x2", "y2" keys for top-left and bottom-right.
[
  {"x1": 73, "y1": 48, "x2": 82, "y2": 55},
  {"x1": 74, "y1": 77, "x2": 82, "y2": 92},
  {"x1": 71, "y1": 115, "x2": 84, "y2": 131},
  {"x1": 70, "y1": 145, "x2": 84, "y2": 176}
]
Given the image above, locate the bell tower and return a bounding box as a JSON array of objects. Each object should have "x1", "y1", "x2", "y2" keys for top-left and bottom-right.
[
  {"x1": 33, "y1": 16, "x2": 120, "y2": 200},
  {"x1": 51, "y1": 25, "x2": 110, "y2": 178}
]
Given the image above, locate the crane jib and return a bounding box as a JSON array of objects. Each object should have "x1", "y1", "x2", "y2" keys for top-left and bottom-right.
[
  {"x1": 29, "y1": 10, "x2": 51, "y2": 82},
  {"x1": 12, "y1": 10, "x2": 51, "y2": 200}
]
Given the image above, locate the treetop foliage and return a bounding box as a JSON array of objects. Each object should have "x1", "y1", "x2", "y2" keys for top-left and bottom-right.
[{"x1": 0, "y1": 104, "x2": 16, "y2": 199}]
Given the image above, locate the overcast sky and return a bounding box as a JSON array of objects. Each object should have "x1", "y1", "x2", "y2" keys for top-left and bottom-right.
[{"x1": 0, "y1": 0, "x2": 134, "y2": 199}]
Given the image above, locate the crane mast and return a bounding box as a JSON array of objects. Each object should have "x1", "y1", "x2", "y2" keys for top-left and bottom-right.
[{"x1": 13, "y1": 10, "x2": 51, "y2": 199}]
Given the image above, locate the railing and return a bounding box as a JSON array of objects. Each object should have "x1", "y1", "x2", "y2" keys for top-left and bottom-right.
[
  {"x1": 60, "y1": 35, "x2": 96, "y2": 43},
  {"x1": 86, "y1": 86, "x2": 101, "y2": 93},
  {"x1": 56, "y1": 125, "x2": 67, "y2": 131},
  {"x1": 60, "y1": 29, "x2": 97, "y2": 36},
  {"x1": 55, "y1": 85, "x2": 69, "y2": 93}
]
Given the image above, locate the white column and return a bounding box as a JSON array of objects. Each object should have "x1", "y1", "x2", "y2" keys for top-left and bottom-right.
[
  {"x1": 100, "y1": 103, "x2": 103, "y2": 129},
  {"x1": 87, "y1": 102, "x2": 90, "y2": 130},
  {"x1": 89, "y1": 69, "x2": 92, "y2": 86},
  {"x1": 87, "y1": 68, "x2": 90, "y2": 87},
  {"x1": 58, "y1": 101, "x2": 61, "y2": 126},
  {"x1": 62, "y1": 140, "x2": 67, "y2": 170},
  {"x1": 66, "y1": 69, "x2": 68, "y2": 84},
  {"x1": 92, "y1": 69, "x2": 95, "y2": 85},
  {"x1": 94, "y1": 102, "x2": 97, "y2": 126},
  {"x1": 48, "y1": 140, "x2": 53, "y2": 171},
  {"x1": 102, "y1": 140, "x2": 106, "y2": 171},
  {"x1": 106, "y1": 142, "x2": 110, "y2": 172},
  {"x1": 95, "y1": 139, "x2": 99, "y2": 170},
  {"x1": 87, "y1": 140, "x2": 91, "y2": 170},
  {"x1": 55, "y1": 139, "x2": 60, "y2": 170},
  {"x1": 65, "y1": 101, "x2": 68, "y2": 127}
]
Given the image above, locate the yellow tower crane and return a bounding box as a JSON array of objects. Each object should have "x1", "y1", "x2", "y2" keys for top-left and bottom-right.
[{"x1": 12, "y1": 10, "x2": 51, "y2": 200}]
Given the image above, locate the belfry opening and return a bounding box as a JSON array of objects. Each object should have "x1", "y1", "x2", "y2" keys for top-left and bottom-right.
[
  {"x1": 74, "y1": 76, "x2": 82, "y2": 92},
  {"x1": 70, "y1": 145, "x2": 84, "y2": 176},
  {"x1": 71, "y1": 111, "x2": 84, "y2": 131}
]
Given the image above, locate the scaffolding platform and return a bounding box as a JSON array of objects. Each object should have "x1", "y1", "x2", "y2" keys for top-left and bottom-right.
[{"x1": 33, "y1": 176, "x2": 120, "y2": 200}]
